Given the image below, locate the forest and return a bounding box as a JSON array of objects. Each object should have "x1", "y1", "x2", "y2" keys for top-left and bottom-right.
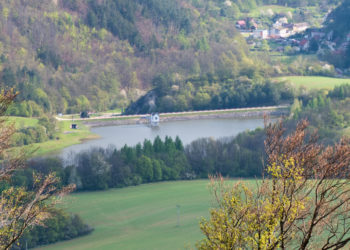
[
  {"x1": 0, "y1": 0, "x2": 343, "y2": 117},
  {"x1": 126, "y1": 74, "x2": 294, "y2": 114},
  {"x1": 0, "y1": 0, "x2": 248, "y2": 115}
]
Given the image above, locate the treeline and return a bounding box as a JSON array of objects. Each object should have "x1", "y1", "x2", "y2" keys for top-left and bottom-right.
[
  {"x1": 8, "y1": 134, "x2": 265, "y2": 193},
  {"x1": 290, "y1": 83, "x2": 350, "y2": 141},
  {"x1": 186, "y1": 130, "x2": 265, "y2": 178},
  {"x1": 71, "y1": 136, "x2": 189, "y2": 190},
  {"x1": 13, "y1": 209, "x2": 93, "y2": 250},
  {"x1": 126, "y1": 75, "x2": 293, "y2": 114}
]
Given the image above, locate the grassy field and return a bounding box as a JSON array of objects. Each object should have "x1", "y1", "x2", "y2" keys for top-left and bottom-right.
[
  {"x1": 6, "y1": 116, "x2": 39, "y2": 129},
  {"x1": 275, "y1": 76, "x2": 350, "y2": 90},
  {"x1": 38, "y1": 180, "x2": 251, "y2": 250},
  {"x1": 248, "y1": 5, "x2": 295, "y2": 17},
  {"x1": 8, "y1": 119, "x2": 98, "y2": 157},
  {"x1": 32, "y1": 121, "x2": 99, "y2": 156}
]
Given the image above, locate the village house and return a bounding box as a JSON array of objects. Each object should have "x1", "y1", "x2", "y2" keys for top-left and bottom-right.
[
  {"x1": 299, "y1": 39, "x2": 310, "y2": 51},
  {"x1": 270, "y1": 27, "x2": 290, "y2": 38},
  {"x1": 310, "y1": 30, "x2": 325, "y2": 40},
  {"x1": 273, "y1": 17, "x2": 288, "y2": 28},
  {"x1": 236, "y1": 18, "x2": 258, "y2": 30},
  {"x1": 283, "y1": 23, "x2": 294, "y2": 30},
  {"x1": 253, "y1": 29, "x2": 269, "y2": 39},
  {"x1": 278, "y1": 17, "x2": 289, "y2": 24},
  {"x1": 236, "y1": 20, "x2": 246, "y2": 29},
  {"x1": 293, "y1": 23, "x2": 309, "y2": 33},
  {"x1": 224, "y1": 0, "x2": 232, "y2": 6}
]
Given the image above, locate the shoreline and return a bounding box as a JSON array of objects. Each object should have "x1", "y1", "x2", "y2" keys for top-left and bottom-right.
[
  {"x1": 83, "y1": 108, "x2": 289, "y2": 127},
  {"x1": 22, "y1": 106, "x2": 289, "y2": 157}
]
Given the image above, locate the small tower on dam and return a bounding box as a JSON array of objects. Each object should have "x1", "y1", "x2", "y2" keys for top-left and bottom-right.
[{"x1": 150, "y1": 113, "x2": 160, "y2": 126}]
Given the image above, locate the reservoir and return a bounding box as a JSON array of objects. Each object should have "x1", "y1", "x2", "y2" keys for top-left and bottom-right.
[{"x1": 62, "y1": 117, "x2": 266, "y2": 158}]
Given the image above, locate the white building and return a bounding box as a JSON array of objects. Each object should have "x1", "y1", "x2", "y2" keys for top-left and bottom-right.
[
  {"x1": 150, "y1": 113, "x2": 160, "y2": 125},
  {"x1": 293, "y1": 23, "x2": 309, "y2": 33},
  {"x1": 253, "y1": 29, "x2": 269, "y2": 39},
  {"x1": 270, "y1": 27, "x2": 290, "y2": 38}
]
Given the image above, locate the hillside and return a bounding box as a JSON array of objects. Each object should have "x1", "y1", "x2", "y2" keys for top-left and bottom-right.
[
  {"x1": 0, "y1": 0, "x2": 252, "y2": 116},
  {"x1": 323, "y1": 0, "x2": 350, "y2": 68},
  {"x1": 0, "y1": 0, "x2": 339, "y2": 116},
  {"x1": 325, "y1": 0, "x2": 350, "y2": 40}
]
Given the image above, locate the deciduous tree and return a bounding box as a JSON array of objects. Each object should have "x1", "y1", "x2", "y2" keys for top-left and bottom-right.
[
  {"x1": 0, "y1": 89, "x2": 74, "y2": 249},
  {"x1": 198, "y1": 119, "x2": 350, "y2": 249}
]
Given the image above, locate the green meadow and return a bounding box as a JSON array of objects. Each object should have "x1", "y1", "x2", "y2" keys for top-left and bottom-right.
[
  {"x1": 38, "y1": 180, "x2": 251, "y2": 250},
  {"x1": 276, "y1": 76, "x2": 350, "y2": 90},
  {"x1": 8, "y1": 119, "x2": 98, "y2": 157},
  {"x1": 30, "y1": 120, "x2": 98, "y2": 156},
  {"x1": 248, "y1": 5, "x2": 295, "y2": 17},
  {"x1": 6, "y1": 116, "x2": 39, "y2": 129}
]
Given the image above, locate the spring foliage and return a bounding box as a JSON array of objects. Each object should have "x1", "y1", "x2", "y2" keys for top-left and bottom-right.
[
  {"x1": 0, "y1": 90, "x2": 74, "y2": 249},
  {"x1": 198, "y1": 119, "x2": 350, "y2": 249}
]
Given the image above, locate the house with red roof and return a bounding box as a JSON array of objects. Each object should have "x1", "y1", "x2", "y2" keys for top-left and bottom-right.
[
  {"x1": 300, "y1": 39, "x2": 309, "y2": 51},
  {"x1": 236, "y1": 20, "x2": 246, "y2": 29}
]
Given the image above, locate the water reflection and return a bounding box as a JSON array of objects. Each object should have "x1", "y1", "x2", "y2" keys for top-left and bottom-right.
[{"x1": 61, "y1": 117, "x2": 266, "y2": 158}]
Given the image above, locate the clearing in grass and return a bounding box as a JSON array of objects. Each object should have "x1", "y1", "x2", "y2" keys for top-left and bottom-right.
[{"x1": 275, "y1": 76, "x2": 350, "y2": 90}]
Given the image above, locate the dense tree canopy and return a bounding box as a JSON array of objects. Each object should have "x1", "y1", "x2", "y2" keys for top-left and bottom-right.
[
  {"x1": 0, "y1": 0, "x2": 253, "y2": 115},
  {"x1": 0, "y1": 0, "x2": 336, "y2": 116}
]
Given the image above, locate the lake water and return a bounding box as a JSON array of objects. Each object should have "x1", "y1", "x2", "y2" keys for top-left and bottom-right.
[{"x1": 61, "y1": 118, "x2": 265, "y2": 158}]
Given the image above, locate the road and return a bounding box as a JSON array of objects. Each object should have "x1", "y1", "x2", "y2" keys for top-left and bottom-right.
[{"x1": 55, "y1": 105, "x2": 290, "y2": 121}]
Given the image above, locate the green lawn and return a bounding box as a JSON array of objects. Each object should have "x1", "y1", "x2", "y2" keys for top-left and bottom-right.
[
  {"x1": 8, "y1": 120, "x2": 98, "y2": 157},
  {"x1": 34, "y1": 120, "x2": 98, "y2": 156},
  {"x1": 275, "y1": 76, "x2": 350, "y2": 90},
  {"x1": 6, "y1": 116, "x2": 39, "y2": 129},
  {"x1": 248, "y1": 5, "x2": 295, "y2": 17},
  {"x1": 38, "y1": 180, "x2": 252, "y2": 250}
]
